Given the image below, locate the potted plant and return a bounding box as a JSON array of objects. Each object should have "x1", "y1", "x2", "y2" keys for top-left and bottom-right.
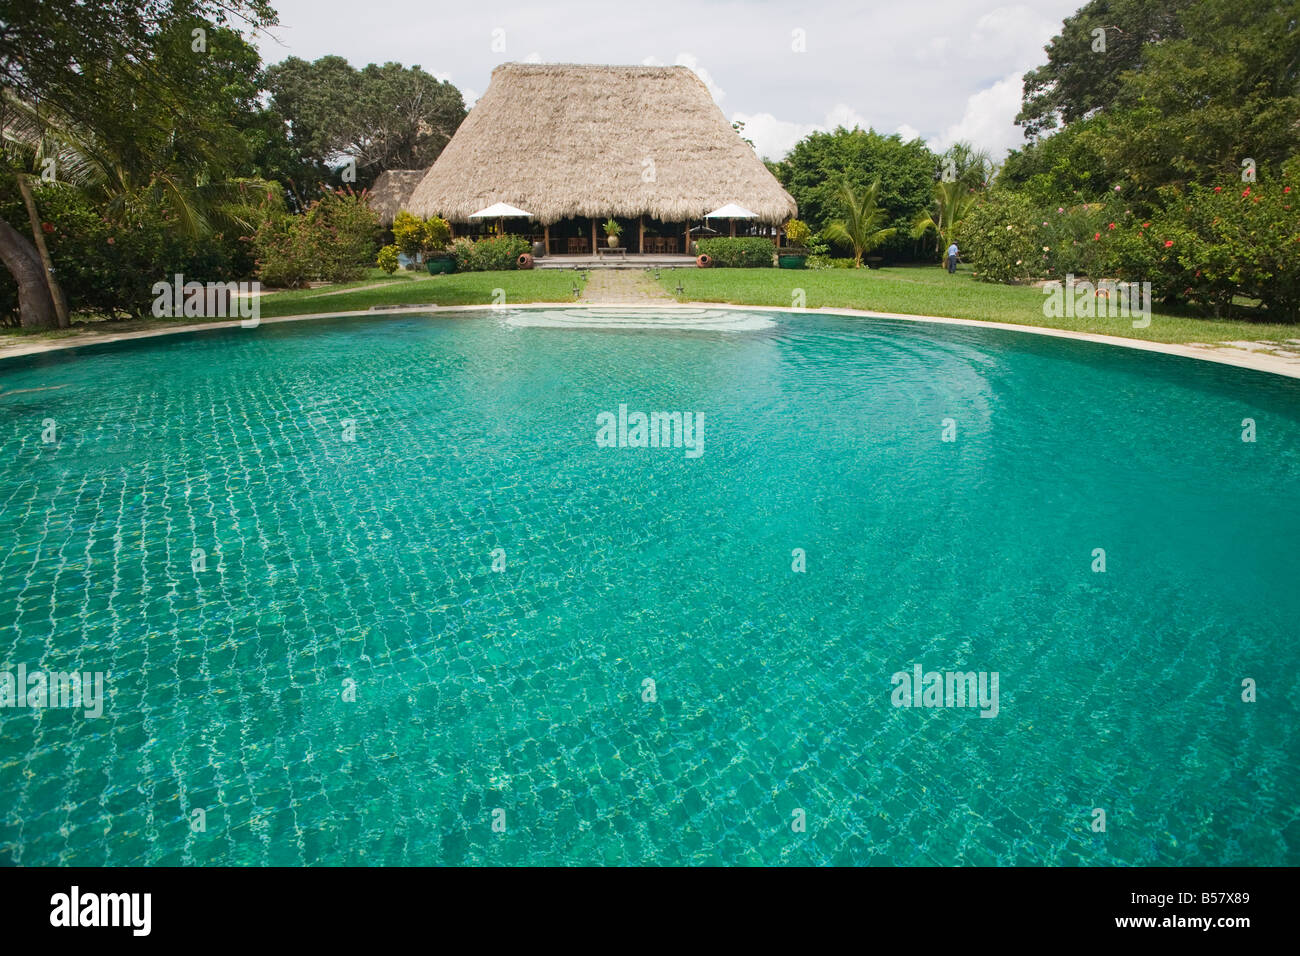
[
  {"x1": 422, "y1": 215, "x2": 456, "y2": 274},
  {"x1": 779, "y1": 219, "x2": 811, "y2": 269},
  {"x1": 603, "y1": 218, "x2": 623, "y2": 248}
]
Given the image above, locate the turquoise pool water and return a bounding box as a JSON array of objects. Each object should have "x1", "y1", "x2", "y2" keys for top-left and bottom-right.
[{"x1": 1, "y1": 308, "x2": 1297, "y2": 866}]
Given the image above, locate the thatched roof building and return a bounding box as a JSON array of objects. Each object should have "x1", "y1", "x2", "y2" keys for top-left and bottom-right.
[
  {"x1": 367, "y1": 169, "x2": 427, "y2": 225},
  {"x1": 406, "y1": 63, "x2": 796, "y2": 226}
]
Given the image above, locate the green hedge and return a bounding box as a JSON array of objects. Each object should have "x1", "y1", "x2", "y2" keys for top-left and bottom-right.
[
  {"x1": 0, "y1": 176, "x2": 243, "y2": 321},
  {"x1": 449, "y1": 235, "x2": 531, "y2": 271},
  {"x1": 696, "y1": 237, "x2": 775, "y2": 268}
]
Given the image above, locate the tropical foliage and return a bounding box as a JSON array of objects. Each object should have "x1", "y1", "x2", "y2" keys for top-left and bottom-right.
[{"x1": 823, "y1": 180, "x2": 897, "y2": 268}]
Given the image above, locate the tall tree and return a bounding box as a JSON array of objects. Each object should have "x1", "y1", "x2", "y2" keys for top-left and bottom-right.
[
  {"x1": 264, "y1": 56, "x2": 466, "y2": 190},
  {"x1": 0, "y1": 0, "x2": 276, "y2": 327},
  {"x1": 772, "y1": 127, "x2": 937, "y2": 260},
  {"x1": 1016, "y1": 0, "x2": 1193, "y2": 138}
]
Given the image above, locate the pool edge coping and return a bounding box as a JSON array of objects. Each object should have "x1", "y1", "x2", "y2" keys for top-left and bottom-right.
[{"x1": 2, "y1": 301, "x2": 1298, "y2": 380}]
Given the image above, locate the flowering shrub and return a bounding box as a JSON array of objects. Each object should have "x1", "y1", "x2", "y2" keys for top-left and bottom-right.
[
  {"x1": 1107, "y1": 159, "x2": 1300, "y2": 319},
  {"x1": 952, "y1": 191, "x2": 1040, "y2": 283},
  {"x1": 1036, "y1": 203, "x2": 1114, "y2": 279}
]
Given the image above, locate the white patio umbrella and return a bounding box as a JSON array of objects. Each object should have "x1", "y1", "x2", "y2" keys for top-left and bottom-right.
[
  {"x1": 705, "y1": 202, "x2": 757, "y2": 237},
  {"x1": 469, "y1": 202, "x2": 534, "y2": 235}
]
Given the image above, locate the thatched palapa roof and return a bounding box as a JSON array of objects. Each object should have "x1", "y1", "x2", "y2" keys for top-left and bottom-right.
[
  {"x1": 406, "y1": 63, "x2": 796, "y2": 225},
  {"x1": 367, "y1": 169, "x2": 427, "y2": 225}
]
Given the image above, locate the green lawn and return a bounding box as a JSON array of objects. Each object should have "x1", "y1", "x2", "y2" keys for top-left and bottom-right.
[
  {"x1": 258, "y1": 269, "x2": 583, "y2": 318},
  {"x1": 0, "y1": 269, "x2": 584, "y2": 344},
  {"x1": 655, "y1": 264, "x2": 1300, "y2": 346}
]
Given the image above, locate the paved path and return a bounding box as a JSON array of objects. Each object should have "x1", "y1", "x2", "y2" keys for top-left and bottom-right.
[{"x1": 578, "y1": 270, "x2": 675, "y2": 304}]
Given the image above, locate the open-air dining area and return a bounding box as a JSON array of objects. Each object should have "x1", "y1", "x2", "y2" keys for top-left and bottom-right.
[{"x1": 402, "y1": 63, "x2": 797, "y2": 263}]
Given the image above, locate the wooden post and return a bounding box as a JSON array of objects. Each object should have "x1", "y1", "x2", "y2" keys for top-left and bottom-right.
[
  {"x1": 730, "y1": 219, "x2": 736, "y2": 237},
  {"x1": 543, "y1": 223, "x2": 550, "y2": 256},
  {"x1": 638, "y1": 215, "x2": 644, "y2": 255},
  {"x1": 17, "y1": 174, "x2": 69, "y2": 328},
  {"x1": 590, "y1": 217, "x2": 596, "y2": 254},
  {"x1": 684, "y1": 221, "x2": 690, "y2": 254}
]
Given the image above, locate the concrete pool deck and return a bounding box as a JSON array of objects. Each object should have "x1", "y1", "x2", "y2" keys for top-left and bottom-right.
[{"x1": 2, "y1": 301, "x2": 1299, "y2": 380}]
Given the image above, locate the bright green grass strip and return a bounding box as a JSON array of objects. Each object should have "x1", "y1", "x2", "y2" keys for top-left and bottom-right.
[
  {"x1": 260, "y1": 271, "x2": 584, "y2": 318},
  {"x1": 655, "y1": 265, "x2": 1300, "y2": 346}
]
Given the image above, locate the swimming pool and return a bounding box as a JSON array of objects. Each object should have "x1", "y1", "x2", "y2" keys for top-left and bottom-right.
[{"x1": 1, "y1": 308, "x2": 1297, "y2": 865}]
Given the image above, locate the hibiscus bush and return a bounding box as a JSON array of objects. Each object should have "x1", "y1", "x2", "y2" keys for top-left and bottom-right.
[{"x1": 1107, "y1": 159, "x2": 1300, "y2": 319}]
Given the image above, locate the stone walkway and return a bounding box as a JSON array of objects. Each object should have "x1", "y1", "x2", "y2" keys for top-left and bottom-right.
[{"x1": 578, "y1": 269, "x2": 675, "y2": 304}]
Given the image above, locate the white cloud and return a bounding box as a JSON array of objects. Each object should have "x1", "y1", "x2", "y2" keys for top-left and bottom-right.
[
  {"x1": 257, "y1": 0, "x2": 1082, "y2": 164},
  {"x1": 732, "y1": 104, "x2": 869, "y2": 162},
  {"x1": 929, "y1": 72, "x2": 1026, "y2": 157},
  {"x1": 673, "y1": 52, "x2": 724, "y2": 103},
  {"x1": 896, "y1": 124, "x2": 922, "y2": 142}
]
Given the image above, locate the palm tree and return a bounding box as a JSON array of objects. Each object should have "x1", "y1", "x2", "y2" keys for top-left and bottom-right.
[
  {"x1": 912, "y1": 179, "x2": 978, "y2": 265},
  {"x1": 941, "y1": 142, "x2": 998, "y2": 190},
  {"x1": 823, "y1": 179, "x2": 896, "y2": 268}
]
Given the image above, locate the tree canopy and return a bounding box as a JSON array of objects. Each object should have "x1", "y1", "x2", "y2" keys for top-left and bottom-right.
[
  {"x1": 264, "y1": 56, "x2": 466, "y2": 189},
  {"x1": 771, "y1": 127, "x2": 937, "y2": 260}
]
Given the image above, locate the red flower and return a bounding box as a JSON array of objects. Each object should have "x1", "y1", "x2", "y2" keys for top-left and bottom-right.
[
  {"x1": 1242, "y1": 188, "x2": 1251, "y2": 197},
  {"x1": 107, "y1": 237, "x2": 115, "y2": 245},
  {"x1": 1285, "y1": 186, "x2": 1292, "y2": 194},
  {"x1": 1141, "y1": 222, "x2": 1150, "y2": 228},
  {"x1": 1214, "y1": 186, "x2": 1222, "y2": 193},
  {"x1": 41, "y1": 222, "x2": 54, "y2": 234},
  {"x1": 1093, "y1": 232, "x2": 1101, "y2": 240},
  {"x1": 1108, "y1": 222, "x2": 1116, "y2": 229},
  {"x1": 1164, "y1": 240, "x2": 1174, "y2": 248}
]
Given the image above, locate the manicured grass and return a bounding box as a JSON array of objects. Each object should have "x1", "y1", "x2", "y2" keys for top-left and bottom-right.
[
  {"x1": 0, "y1": 270, "x2": 584, "y2": 346},
  {"x1": 655, "y1": 264, "x2": 1300, "y2": 346},
  {"x1": 258, "y1": 270, "x2": 583, "y2": 318}
]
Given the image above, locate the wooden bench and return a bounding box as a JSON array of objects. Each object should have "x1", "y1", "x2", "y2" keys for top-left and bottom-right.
[{"x1": 596, "y1": 246, "x2": 627, "y2": 260}]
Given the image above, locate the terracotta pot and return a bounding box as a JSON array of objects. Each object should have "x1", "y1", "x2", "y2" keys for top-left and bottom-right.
[
  {"x1": 696, "y1": 254, "x2": 712, "y2": 268},
  {"x1": 517, "y1": 252, "x2": 534, "y2": 270},
  {"x1": 607, "y1": 234, "x2": 619, "y2": 248}
]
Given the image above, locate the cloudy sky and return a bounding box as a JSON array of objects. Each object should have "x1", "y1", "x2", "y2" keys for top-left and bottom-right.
[{"x1": 253, "y1": 0, "x2": 1081, "y2": 161}]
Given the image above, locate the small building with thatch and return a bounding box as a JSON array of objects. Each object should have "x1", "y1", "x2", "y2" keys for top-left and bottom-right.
[
  {"x1": 405, "y1": 63, "x2": 796, "y2": 255},
  {"x1": 367, "y1": 169, "x2": 428, "y2": 226}
]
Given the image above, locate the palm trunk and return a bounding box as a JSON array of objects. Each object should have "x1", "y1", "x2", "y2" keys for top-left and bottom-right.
[
  {"x1": 17, "y1": 175, "x2": 69, "y2": 327},
  {"x1": 0, "y1": 215, "x2": 58, "y2": 329}
]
